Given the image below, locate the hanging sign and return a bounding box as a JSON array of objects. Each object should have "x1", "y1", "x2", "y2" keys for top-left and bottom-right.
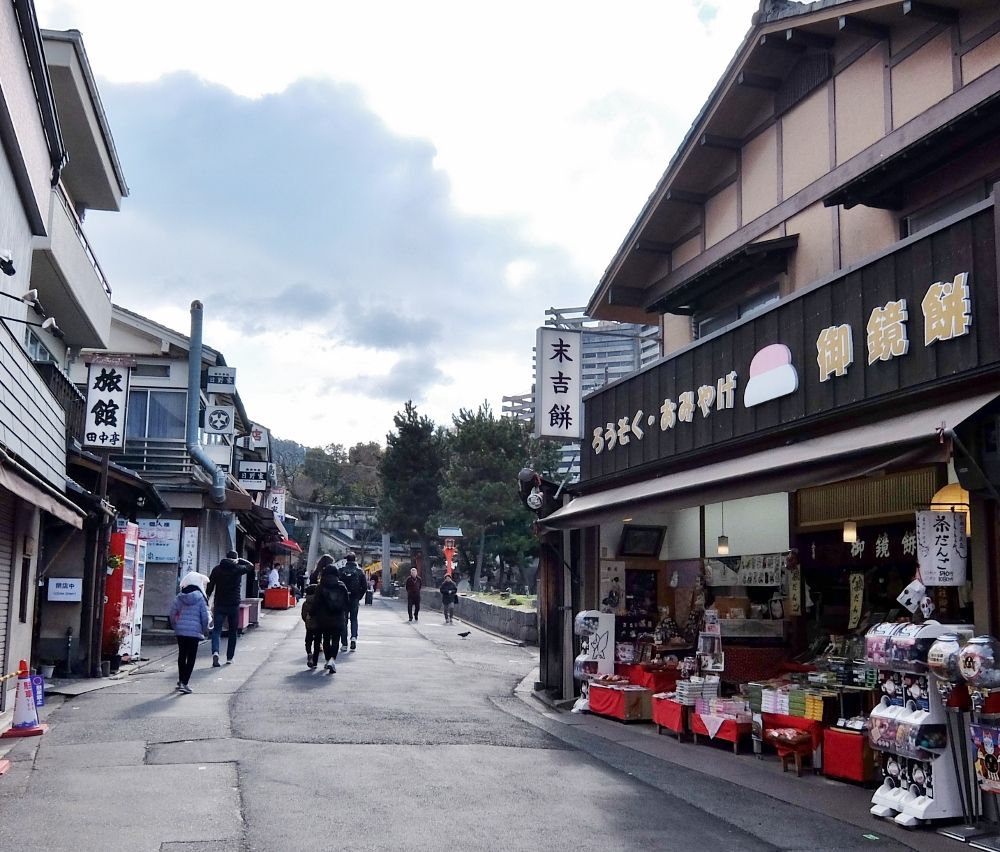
[
  {"x1": 264, "y1": 487, "x2": 286, "y2": 520},
  {"x1": 535, "y1": 327, "x2": 583, "y2": 440},
  {"x1": 47, "y1": 578, "x2": 83, "y2": 602},
  {"x1": 249, "y1": 423, "x2": 270, "y2": 450},
  {"x1": 239, "y1": 461, "x2": 268, "y2": 491},
  {"x1": 206, "y1": 366, "x2": 236, "y2": 394},
  {"x1": 204, "y1": 405, "x2": 235, "y2": 436},
  {"x1": 203, "y1": 443, "x2": 233, "y2": 472},
  {"x1": 848, "y1": 573, "x2": 865, "y2": 629},
  {"x1": 83, "y1": 362, "x2": 131, "y2": 450},
  {"x1": 916, "y1": 510, "x2": 967, "y2": 586},
  {"x1": 137, "y1": 518, "x2": 181, "y2": 563},
  {"x1": 180, "y1": 526, "x2": 199, "y2": 575}
]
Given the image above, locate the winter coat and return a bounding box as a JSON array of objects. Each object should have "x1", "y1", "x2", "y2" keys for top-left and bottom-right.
[
  {"x1": 439, "y1": 578, "x2": 458, "y2": 605},
  {"x1": 313, "y1": 572, "x2": 349, "y2": 632},
  {"x1": 206, "y1": 557, "x2": 254, "y2": 608},
  {"x1": 405, "y1": 575, "x2": 423, "y2": 601},
  {"x1": 301, "y1": 585, "x2": 320, "y2": 632},
  {"x1": 339, "y1": 562, "x2": 367, "y2": 601},
  {"x1": 169, "y1": 588, "x2": 210, "y2": 639}
]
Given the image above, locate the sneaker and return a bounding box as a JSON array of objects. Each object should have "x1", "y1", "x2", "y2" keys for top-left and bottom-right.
[
  {"x1": 350, "y1": 639, "x2": 357, "y2": 651},
  {"x1": 408, "y1": 618, "x2": 413, "y2": 622},
  {"x1": 179, "y1": 684, "x2": 192, "y2": 694},
  {"x1": 225, "y1": 659, "x2": 233, "y2": 665},
  {"x1": 212, "y1": 654, "x2": 220, "y2": 668},
  {"x1": 341, "y1": 644, "x2": 349, "y2": 652},
  {"x1": 326, "y1": 661, "x2": 337, "y2": 674},
  {"x1": 306, "y1": 654, "x2": 314, "y2": 668}
]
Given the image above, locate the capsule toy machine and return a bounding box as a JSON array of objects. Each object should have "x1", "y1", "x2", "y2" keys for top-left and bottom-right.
[
  {"x1": 103, "y1": 521, "x2": 139, "y2": 661},
  {"x1": 866, "y1": 620, "x2": 973, "y2": 828}
]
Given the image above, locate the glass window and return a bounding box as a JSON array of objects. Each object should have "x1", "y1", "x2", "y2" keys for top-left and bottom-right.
[
  {"x1": 903, "y1": 185, "x2": 986, "y2": 237},
  {"x1": 126, "y1": 389, "x2": 186, "y2": 439},
  {"x1": 23, "y1": 328, "x2": 56, "y2": 363},
  {"x1": 695, "y1": 284, "x2": 780, "y2": 339},
  {"x1": 133, "y1": 363, "x2": 170, "y2": 378}
]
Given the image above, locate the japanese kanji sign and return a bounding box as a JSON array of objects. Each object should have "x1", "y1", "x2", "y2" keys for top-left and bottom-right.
[
  {"x1": 206, "y1": 365, "x2": 237, "y2": 395},
  {"x1": 249, "y1": 423, "x2": 269, "y2": 450},
  {"x1": 137, "y1": 518, "x2": 181, "y2": 563},
  {"x1": 83, "y1": 362, "x2": 130, "y2": 450},
  {"x1": 916, "y1": 510, "x2": 967, "y2": 586},
  {"x1": 265, "y1": 487, "x2": 286, "y2": 520},
  {"x1": 239, "y1": 461, "x2": 269, "y2": 491},
  {"x1": 535, "y1": 327, "x2": 582, "y2": 440},
  {"x1": 204, "y1": 405, "x2": 236, "y2": 436}
]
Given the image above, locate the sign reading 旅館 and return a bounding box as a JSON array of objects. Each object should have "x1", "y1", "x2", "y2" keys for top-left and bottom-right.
[
  {"x1": 915, "y1": 510, "x2": 967, "y2": 586},
  {"x1": 83, "y1": 360, "x2": 132, "y2": 451}
]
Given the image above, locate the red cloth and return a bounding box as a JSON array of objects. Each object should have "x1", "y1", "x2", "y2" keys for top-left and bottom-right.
[
  {"x1": 823, "y1": 728, "x2": 874, "y2": 783},
  {"x1": 615, "y1": 663, "x2": 679, "y2": 692},
  {"x1": 652, "y1": 696, "x2": 685, "y2": 734},
  {"x1": 690, "y1": 712, "x2": 751, "y2": 743},
  {"x1": 588, "y1": 684, "x2": 652, "y2": 721},
  {"x1": 761, "y1": 713, "x2": 824, "y2": 750}
]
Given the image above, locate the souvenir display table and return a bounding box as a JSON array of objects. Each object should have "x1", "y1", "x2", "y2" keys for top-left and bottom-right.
[
  {"x1": 761, "y1": 712, "x2": 824, "y2": 768},
  {"x1": 262, "y1": 586, "x2": 296, "y2": 609},
  {"x1": 588, "y1": 683, "x2": 653, "y2": 722},
  {"x1": 615, "y1": 663, "x2": 679, "y2": 693},
  {"x1": 652, "y1": 695, "x2": 687, "y2": 737},
  {"x1": 823, "y1": 726, "x2": 877, "y2": 783},
  {"x1": 690, "y1": 712, "x2": 752, "y2": 753}
]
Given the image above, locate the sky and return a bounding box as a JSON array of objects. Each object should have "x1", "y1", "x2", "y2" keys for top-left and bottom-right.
[{"x1": 36, "y1": 0, "x2": 763, "y2": 449}]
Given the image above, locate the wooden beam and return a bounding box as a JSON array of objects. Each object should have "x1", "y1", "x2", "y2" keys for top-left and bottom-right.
[
  {"x1": 785, "y1": 29, "x2": 834, "y2": 50},
  {"x1": 700, "y1": 133, "x2": 742, "y2": 151},
  {"x1": 737, "y1": 70, "x2": 782, "y2": 91},
  {"x1": 633, "y1": 239, "x2": 674, "y2": 254},
  {"x1": 902, "y1": 1, "x2": 957, "y2": 25},
  {"x1": 664, "y1": 189, "x2": 707, "y2": 205},
  {"x1": 608, "y1": 286, "x2": 646, "y2": 308},
  {"x1": 838, "y1": 15, "x2": 889, "y2": 40},
  {"x1": 759, "y1": 32, "x2": 804, "y2": 52}
]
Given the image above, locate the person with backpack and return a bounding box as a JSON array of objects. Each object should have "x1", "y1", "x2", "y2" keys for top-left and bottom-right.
[
  {"x1": 206, "y1": 550, "x2": 255, "y2": 667},
  {"x1": 300, "y1": 583, "x2": 321, "y2": 669},
  {"x1": 313, "y1": 562, "x2": 350, "y2": 673},
  {"x1": 439, "y1": 573, "x2": 459, "y2": 624},
  {"x1": 168, "y1": 572, "x2": 210, "y2": 693},
  {"x1": 338, "y1": 552, "x2": 367, "y2": 651}
]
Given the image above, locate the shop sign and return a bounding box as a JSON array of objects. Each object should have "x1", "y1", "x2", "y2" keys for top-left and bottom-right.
[
  {"x1": 848, "y1": 573, "x2": 864, "y2": 629},
  {"x1": 969, "y1": 725, "x2": 1000, "y2": 793},
  {"x1": 239, "y1": 461, "x2": 268, "y2": 491},
  {"x1": 206, "y1": 366, "x2": 236, "y2": 394},
  {"x1": 203, "y1": 442, "x2": 233, "y2": 472},
  {"x1": 535, "y1": 328, "x2": 583, "y2": 440},
  {"x1": 249, "y1": 423, "x2": 269, "y2": 450},
  {"x1": 204, "y1": 405, "x2": 235, "y2": 436},
  {"x1": 137, "y1": 518, "x2": 181, "y2": 563},
  {"x1": 31, "y1": 675, "x2": 44, "y2": 707},
  {"x1": 265, "y1": 487, "x2": 286, "y2": 521},
  {"x1": 916, "y1": 510, "x2": 967, "y2": 586},
  {"x1": 47, "y1": 578, "x2": 82, "y2": 602},
  {"x1": 180, "y1": 527, "x2": 199, "y2": 575},
  {"x1": 83, "y1": 362, "x2": 131, "y2": 450}
]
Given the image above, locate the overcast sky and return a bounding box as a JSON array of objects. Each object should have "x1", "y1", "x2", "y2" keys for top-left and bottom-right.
[{"x1": 37, "y1": 0, "x2": 761, "y2": 448}]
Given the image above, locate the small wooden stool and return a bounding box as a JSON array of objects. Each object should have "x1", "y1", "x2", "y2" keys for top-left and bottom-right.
[{"x1": 774, "y1": 740, "x2": 813, "y2": 777}]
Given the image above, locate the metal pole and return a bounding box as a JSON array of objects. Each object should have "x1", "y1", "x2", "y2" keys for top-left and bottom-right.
[
  {"x1": 381, "y1": 533, "x2": 391, "y2": 596},
  {"x1": 90, "y1": 451, "x2": 111, "y2": 676}
]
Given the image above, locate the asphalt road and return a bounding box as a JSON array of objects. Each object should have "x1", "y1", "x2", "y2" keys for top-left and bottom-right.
[{"x1": 0, "y1": 597, "x2": 925, "y2": 851}]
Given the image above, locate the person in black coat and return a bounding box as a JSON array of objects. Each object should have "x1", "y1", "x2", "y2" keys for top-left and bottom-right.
[
  {"x1": 206, "y1": 550, "x2": 254, "y2": 667},
  {"x1": 439, "y1": 574, "x2": 459, "y2": 624},
  {"x1": 313, "y1": 564, "x2": 350, "y2": 674}
]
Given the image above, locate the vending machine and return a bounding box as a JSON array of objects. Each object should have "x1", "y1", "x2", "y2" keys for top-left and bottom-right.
[
  {"x1": 103, "y1": 521, "x2": 140, "y2": 662},
  {"x1": 130, "y1": 538, "x2": 148, "y2": 660}
]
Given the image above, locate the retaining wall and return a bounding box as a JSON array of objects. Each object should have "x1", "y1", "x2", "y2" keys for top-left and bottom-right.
[{"x1": 419, "y1": 589, "x2": 538, "y2": 644}]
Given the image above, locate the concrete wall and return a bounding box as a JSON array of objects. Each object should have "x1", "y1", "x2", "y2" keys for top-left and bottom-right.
[{"x1": 420, "y1": 589, "x2": 538, "y2": 645}]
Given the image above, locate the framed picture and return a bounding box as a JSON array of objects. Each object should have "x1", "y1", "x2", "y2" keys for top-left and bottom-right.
[{"x1": 619, "y1": 525, "x2": 666, "y2": 558}]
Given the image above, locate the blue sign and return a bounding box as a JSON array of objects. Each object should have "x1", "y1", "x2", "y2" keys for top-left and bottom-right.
[{"x1": 30, "y1": 675, "x2": 44, "y2": 707}]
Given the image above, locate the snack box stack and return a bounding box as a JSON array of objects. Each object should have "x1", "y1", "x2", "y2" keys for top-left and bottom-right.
[
  {"x1": 675, "y1": 676, "x2": 720, "y2": 706},
  {"x1": 747, "y1": 682, "x2": 764, "y2": 714},
  {"x1": 787, "y1": 688, "x2": 807, "y2": 718},
  {"x1": 804, "y1": 691, "x2": 825, "y2": 720},
  {"x1": 709, "y1": 697, "x2": 751, "y2": 720},
  {"x1": 851, "y1": 664, "x2": 878, "y2": 689},
  {"x1": 808, "y1": 670, "x2": 840, "y2": 687}
]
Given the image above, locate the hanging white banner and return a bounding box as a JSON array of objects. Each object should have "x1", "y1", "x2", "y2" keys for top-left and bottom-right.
[
  {"x1": 915, "y1": 510, "x2": 967, "y2": 586},
  {"x1": 534, "y1": 327, "x2": 583, "y2": 440},
  {"x1": 83, "y1": 362, "x2": 131, "y2": 450}
]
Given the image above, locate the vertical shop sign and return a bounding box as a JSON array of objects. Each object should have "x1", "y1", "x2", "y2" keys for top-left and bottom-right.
[
  {"x1": 83, "y1": 360, "x2": 132, "y2": 450},
  {"x1": 915, "y1": 511, "x2": 967, "y2": 586},
  {"x1": 180, "y1": 527, "x2": 199, "y2": 575},
  {"x1": 265, "y1": 487, "x2": 286, "y2": 521},
  {"x1": 848, "y1": 573, "x2": 865, "y2": 629},
  {"x1": 535, "y1": 327, "x2": 583, "y2": 440}
]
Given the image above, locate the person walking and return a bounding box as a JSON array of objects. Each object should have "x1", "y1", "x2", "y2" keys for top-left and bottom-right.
[
  {"x1": 267, "y1": 564, "x2": 280, "y2": 588},
  {"x1": 338, "y1": 553, "x2": 367, "y2": 651},
  {"x1": 206, "y1": 550, "x2": 254, "y2": 668},
  {"x1": 405, "y1": 566, "x2": 423, "y2": 622},
  {"x1": 310, "y1": 553, "x2": 334, "y2": 584},
  {"x1": 439, "y1": 573, "x2": 458, "y2": 624},
  {"x1": 300, "y1": 583, "x2": 321, "y2": 669},
  {"x1": 168, "y1": 572, "x2": 210, "y2": 694},
  {"x1": 313, "y1": 562, "x2": 350, "y2": 673}
]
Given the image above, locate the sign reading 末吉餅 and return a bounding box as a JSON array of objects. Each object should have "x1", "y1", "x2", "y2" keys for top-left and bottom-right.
[
  {"x1": 534, "y1": 328, "x2": 583, "y2": 440},
  {"x1": 915, "y1": 510, "x2": 967, "y2": 586},
  {"x1": 206, "y1": 366, "x2": 236, "y2": 394},
  {"x1": 83, "y1": 361, "x2": 131, "y2": 450},
  {"x1": 239, "y1": 461, "x2": 268, "y2": 491}
]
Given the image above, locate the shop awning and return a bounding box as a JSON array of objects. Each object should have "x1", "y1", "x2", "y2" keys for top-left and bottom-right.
[
  {"x1": 273, "y1": 537, "x2": 302, "y2": 554},
  {"x1": 541, "y1": 391, "x2": 998, "y2": 530},
  {"x1": 0, "y1": 462, "x2": 84, "y2": 529}
]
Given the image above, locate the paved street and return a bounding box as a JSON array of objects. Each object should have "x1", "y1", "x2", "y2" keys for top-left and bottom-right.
[{"x1": 0, "y1": 599, "x2": 937, "y2": 851}]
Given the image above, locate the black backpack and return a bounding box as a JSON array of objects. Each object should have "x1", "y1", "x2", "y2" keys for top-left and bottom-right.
[
  {"x1": 340, "y1": 564, "x2": 367, "y2": 600},
  {"x1": 318, "y1": 574, "x2": 349, "y2": 614}
]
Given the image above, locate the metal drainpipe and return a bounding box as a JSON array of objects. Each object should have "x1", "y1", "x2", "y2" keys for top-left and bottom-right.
[{"x1": 188, "y1": 300, "x2": 226, "y2": 503}]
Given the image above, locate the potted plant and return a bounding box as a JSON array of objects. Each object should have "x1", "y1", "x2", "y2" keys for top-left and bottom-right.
[
  {"x1": 106, "y1": 554, "x2": 124, "y2": 575},
  {"x1": 102, "y1": 626, "x2": 127, "y2": 673}
]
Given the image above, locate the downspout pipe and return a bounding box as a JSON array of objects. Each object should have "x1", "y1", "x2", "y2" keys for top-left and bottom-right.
[{"x1": 188, "y1": 300, "x2": 226, "y2": 503}]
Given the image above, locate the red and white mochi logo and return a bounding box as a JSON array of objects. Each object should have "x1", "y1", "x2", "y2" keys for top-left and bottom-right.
[{"x1": 743, "y1": 344, "x2": 798, "y2": 408}]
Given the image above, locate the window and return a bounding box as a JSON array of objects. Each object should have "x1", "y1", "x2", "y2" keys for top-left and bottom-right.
[
  {"x1": 132, "y1": 363, "x2": 171, "y2": 378},
  {"x1": 695, "y1": 284, "x2": 779, "y2": 339},
  {"x1": 126, "y1": 389, "x2": 186, "y2": 439},
  {"x1": 902, "y1": 184, "x2": 987, "y2": 238},
  {"x1": 24, "y1": 328, "x2": 56, "y2": 364}
]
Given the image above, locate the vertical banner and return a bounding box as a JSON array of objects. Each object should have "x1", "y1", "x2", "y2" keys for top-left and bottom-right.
[
  {"x1": 265, "y1": 487, "x2": 286, "y2": 520},
  {"x1": 180, "y1": 526, "x2": 199, "y2": 575},
  {"x1": 83, "y1": 358, "x2": 132, "y2": 450},
  {"x1": 916, "y1": 510, "x2": 967, "y2": 586},
  {"x1": 848, "y1": 572, "x2": 865, "y2": 629},
  {"x1": 534, "y1": 327, "x2": 583, "y2": 439}
]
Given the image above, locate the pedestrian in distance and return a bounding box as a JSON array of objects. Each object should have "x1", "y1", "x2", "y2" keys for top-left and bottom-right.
[
  {"x1": 206, "y1": 550, "x2": 255, "y2": 668},
  {"x1": 365, "y1": 574, "x2": 375, "y2": 606},
  {"x1": 339, "y1": 552, "x2": 367, "y2": 651},
  {"x1": 169, "y1": 572, "x2": 210, "y2": 694},
  {"x1": 300, "y1": 583, "x2": 321, "y2": 669},
  {"x1": 310, "y1": 553, "x2": 334, "y2": 585},
  {"x1": 267, "y1": 564, "x2": 280, "y2": 588},
  {"x1": 439, "y1": 573, "x2": 458, "y2": 624},
  {"x1": 405, "y1": 566, "x2": 423, "y2": 622},
  {"x1": 313, "y1": 562, "x2": 350, "y2": 673}
]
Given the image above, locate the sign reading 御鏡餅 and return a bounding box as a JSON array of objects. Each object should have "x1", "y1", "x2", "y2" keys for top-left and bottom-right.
[{"x1": 535, "y1": 328, "x2": 582, "y2": 440}]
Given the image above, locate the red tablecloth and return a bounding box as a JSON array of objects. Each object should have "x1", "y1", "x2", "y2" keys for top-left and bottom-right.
[
  {"x1": 589, "y1": 684, "x2": 652, "y2": 721},
  {"x1": 761, "y1": 713, "x2": 824, "y2": 750},
  {"x1": 652, "y1": 696, "x2": 686, "y2": 734},
  {"x1": 690, "y1": 712, "x2": 751, "y2": 745},
  {"x1": 615, "y1": 664, "x2": 679, "y2": 693},
  {"x1": 823, "y1": 727, "x2": 876, "y2": 783}
]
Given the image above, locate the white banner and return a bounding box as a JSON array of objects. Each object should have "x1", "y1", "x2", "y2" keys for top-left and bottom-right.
[
  {"x1": 137, "y1": 518, "x2": 182, "y2": 563},
  {"x1": 265, "y1": 487, "x2": 286, "y2": 520},
  {"x1": 180, "y1": 526, "x2": 199, "y2": 575},
  {"x1": 534, "y1": 327, "x2": 583, "y2": 439},
  {"x1": 239, "y1": 461, "x2": 268, "y2": 491},
  {"x1": 204, "y1": 404, "x2": 235, "y2": 436},
  {"x1": 206, "y1": 365, "x2": 236, "y2": 394},
  {"x1": 249, "y1": 423, "x2": 270, "y2": 450},
  {"x1": 916, "y1": 510, "x2": 967, "y2": 586},
  {"x1": 83, "y1": 363, "x2": 130, "y2": 450}
]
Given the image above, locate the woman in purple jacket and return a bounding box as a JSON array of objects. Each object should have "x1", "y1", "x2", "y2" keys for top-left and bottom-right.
[{"x1": 168, "y1": 572, "x2": 210, "y2": 694}]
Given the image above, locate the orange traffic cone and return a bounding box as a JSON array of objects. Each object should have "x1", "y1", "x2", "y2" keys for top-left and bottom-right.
[{"x1": 1, "y1": 660, "x2": 48, "y2": 738}]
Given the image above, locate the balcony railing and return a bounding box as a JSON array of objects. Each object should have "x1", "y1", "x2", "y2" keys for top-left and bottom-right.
[
  {"x1": 113, "y1": 438, "x2": 192, "y2": 478},
  {"x1": 32, "y1": 361, "x2": 85, "y2": 446},
  {"x1": 55, "y1": 183, "x2": 112, "y2": 300}
]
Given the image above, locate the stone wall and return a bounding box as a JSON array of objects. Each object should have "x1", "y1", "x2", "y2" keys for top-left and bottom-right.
[{"x1": 420, "y1": 589, "x2": 538, "y2": 645}]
